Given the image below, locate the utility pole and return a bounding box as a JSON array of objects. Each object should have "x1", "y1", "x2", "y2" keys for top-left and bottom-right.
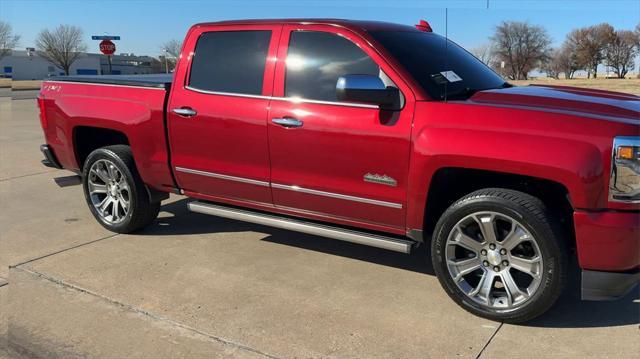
[{"x1": 164, "y1": 49, "x2": 169, "y2": 74}]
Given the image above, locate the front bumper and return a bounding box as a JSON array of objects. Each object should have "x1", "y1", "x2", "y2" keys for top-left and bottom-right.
[
  {"x1": 574, "y1": 210, "x2": 639, "y2": 271},
  {"x1": 40, "y1": 144, "x2": 62, "y2": 169},
  {"x1": 574, "y1": 210, "x2": 639, "y2": 300}
]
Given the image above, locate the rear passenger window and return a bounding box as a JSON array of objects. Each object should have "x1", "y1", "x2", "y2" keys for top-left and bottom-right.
[
  {"x1": 285, "y1": 31, "x2": 380, "y2": 102},
  {"x1": 189, "y1": 31, "x2": 271, "y2": 95}
]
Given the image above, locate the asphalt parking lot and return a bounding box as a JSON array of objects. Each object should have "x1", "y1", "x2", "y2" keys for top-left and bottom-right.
[{"x1": 0, "y1": 97, "x2": 638, "y2": 358}]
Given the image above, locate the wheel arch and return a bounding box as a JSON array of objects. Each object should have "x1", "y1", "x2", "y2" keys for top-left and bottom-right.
[
  {"x1": 73, "y1": 126, "x2": 130, "y2": 171},
  {"x1": 419, "y1": 167, "x2": 575, "y2": 250}
]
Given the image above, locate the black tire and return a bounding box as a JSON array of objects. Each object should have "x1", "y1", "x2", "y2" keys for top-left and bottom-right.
[
  {"x1": 82, "y1": 145, "x2": 160, "y2": 233},
  {"x1": 431, "y1": 188, "x2": 567, "y2": 323}
]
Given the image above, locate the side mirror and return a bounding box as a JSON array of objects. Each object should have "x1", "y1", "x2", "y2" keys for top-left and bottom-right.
[{"x1": 336, "y1": 74, "x2": 401, "y2": 110}]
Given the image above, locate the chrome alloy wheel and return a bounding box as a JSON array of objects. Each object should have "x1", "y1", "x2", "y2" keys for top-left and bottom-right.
[
  {"x1": 445, "y1": 211, "x2": 543, "y2": 310},
  {"x1": 87, "y1": 159, "x2": 131, "y2": 224}
]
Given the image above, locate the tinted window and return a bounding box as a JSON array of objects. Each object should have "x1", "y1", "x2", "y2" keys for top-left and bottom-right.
[
  {"x1": 189, "y1": 31, "x2": 271, "y2": 95},
  {"x1": 370, "y1": 31, "x2": 506, "y2": 100},
  {"x1": 285, "y1": 31, "x2": 379, "y2": 102}
]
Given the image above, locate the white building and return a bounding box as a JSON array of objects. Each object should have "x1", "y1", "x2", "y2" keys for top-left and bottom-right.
[
  {"x1": 103, "y1": 53, "x2": 156, "y2": 75},
  {"x1": 0, "y1": 50, "x2": 158, "y2": 80}
]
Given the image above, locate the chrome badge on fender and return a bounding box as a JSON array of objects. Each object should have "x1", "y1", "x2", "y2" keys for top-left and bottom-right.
[{"x1": 364, "y1": 173, "x2": 397, "y2": 187}]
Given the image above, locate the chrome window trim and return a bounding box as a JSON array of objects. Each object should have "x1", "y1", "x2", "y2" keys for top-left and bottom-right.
[
  {"x1": 274, "y1": 96, "x2": 379, "y2": 109},
  {"x1": 175, "y1": 166, "x2": 403, "y2": 209},
  {"x1": 271, "y1": 183, "x2": 402, "y2": 209},
  {"x1": 175, "y1": 167, "x2": 270, "y2": 187},
  {"x1": 185, "y1": 86, "x2": 272, "y2": 100},
  {"x1": 184, "y1": 86, "x2": 379, "y2": 109}
]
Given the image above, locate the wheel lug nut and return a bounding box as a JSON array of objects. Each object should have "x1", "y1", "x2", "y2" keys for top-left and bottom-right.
[
  {"x1": 502, "y1": 260, "x2": 509, "y2": 266},
  {"x1": 500, "y1": 249, "x2": 507, "y2": 255},
  {"x1": 489, "y1": 243, "x2": 496, "y2": 250},
  {"x1": 493, "y1": 266, "x2": 500, "y2": 272},
  {"x1": 483, "y1": 261, "x2": 489, "y2": 267},
  {"x1": 480, "y1": 249, "x2": 487, "y2": 256}
]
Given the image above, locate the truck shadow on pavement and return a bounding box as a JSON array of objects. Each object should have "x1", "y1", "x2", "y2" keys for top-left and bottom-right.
[
  {"x1": 525, "y1": 266, "x2": 639, "y2": 328},
  {"x1": 140, "y1": 198, "x2": 638, "y2": 329}
]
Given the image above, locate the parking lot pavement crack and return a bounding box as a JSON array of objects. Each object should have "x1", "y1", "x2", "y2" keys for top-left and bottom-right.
[
  {"x1": 12, "y1": 266, "x2": 281, "y2": 359},
  {"x1": 9, "y1": 234, "x2": 120, "y2": 269},
  {"x1": 0, "y1": 170, "x2": 58, "y2": 182},
  {"x1": 475, "y1": 322, "x2": 503, "y2": 359}
]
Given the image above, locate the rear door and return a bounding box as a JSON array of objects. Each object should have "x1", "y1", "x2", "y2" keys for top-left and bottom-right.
[
  {"x1": 168, "y1": 25, "x2": 281, "y2": 204},
  {"x1": 267, "y1": 25, "x2": 415, "y2": 230}
]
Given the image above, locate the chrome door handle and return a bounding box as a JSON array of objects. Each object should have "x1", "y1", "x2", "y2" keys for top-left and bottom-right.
[
  {"x1": 272, "y1": 117, "x2": 303, "y2": 128},
  {"x1": 172, "y1": 107, "x2": 197, "y2": 117}
]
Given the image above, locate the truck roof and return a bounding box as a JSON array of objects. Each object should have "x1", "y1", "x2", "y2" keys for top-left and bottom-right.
[
  {"x1": 46, "y1": 19, "x2": 420, "y2": 90},
  {"x1": 192, "y1": 18, "x2": 419, "y2": 33}
]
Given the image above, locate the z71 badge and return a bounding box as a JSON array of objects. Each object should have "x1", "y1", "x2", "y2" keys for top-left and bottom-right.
[{"x1": 363, "y1": 173, "x2": 397, "y2": 187}]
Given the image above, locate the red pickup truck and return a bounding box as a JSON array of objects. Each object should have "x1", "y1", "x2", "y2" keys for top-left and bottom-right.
[{"x1": 38, "y1": 19, "x2": 639, "y2": 323}]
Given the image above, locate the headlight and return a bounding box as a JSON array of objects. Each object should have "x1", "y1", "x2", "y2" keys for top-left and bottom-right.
[{"x1": 609, "y1": 136, "x2": 640, "y2": 203}]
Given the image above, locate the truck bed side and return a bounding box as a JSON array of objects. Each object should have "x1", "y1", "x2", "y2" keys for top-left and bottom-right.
[{"x1": 39, "y1": 78, "x2": 175, "y2": 193}]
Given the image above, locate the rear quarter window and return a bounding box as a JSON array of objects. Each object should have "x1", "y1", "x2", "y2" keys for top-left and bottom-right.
[{"x1": 188, "y1": 30, "x2": 271, "y2": 95}]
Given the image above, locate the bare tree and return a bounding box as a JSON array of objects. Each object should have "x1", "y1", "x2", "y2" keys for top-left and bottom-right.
[
  {"x1": 541, "y1": 49, "x2": 562, "y2": 79},
  {"x1": 558, "y1": 45, "x2": 580, "y2": 79},
  {"x1": 161, "y1": 39, "x2": 182, "y2": 58},
  {"x1": 35, "y1": 25, "x2": 87, "y2": 75},
  {"x1": 159, "y1": 39, "x2": 182, "y2": 72},
  {"x1": 0, "y1": 21, "x2": 20, "y2": 60},
  {"x1": 470, "y1": 43, "x2": 497, "y2": 68},
  {"x1": 490, "y1": 21, "x2": 552, "y2": 80},
  {"x1": 605, "y1": 30, "x2": 640, "y2": 78},
  {"x1": 542, "y1": 44, "x2": 580, "y2": 80},
  {"x1": 566, "y1": 23, "x2": 615, "y2": 78}
]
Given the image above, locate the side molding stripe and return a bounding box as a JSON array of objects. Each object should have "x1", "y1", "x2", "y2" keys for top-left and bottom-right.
[
  {"x1": 175, "y1": 167, "x2": 403, "y2": 209},
  {"x1": 174, "y1": 167, "x2": 270, "y2": 187},
  {"x1": 271, "y1": 183, "x2": 402, "y2": 209}
]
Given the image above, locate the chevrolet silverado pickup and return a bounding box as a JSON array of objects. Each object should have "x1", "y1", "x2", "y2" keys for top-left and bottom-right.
[{"x1": 38, "y1": 19, "x2": 639, "y2": 323}]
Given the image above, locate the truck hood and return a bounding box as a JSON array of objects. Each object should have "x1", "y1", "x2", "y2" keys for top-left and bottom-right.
[{"x1": 469, "y1": 85, "x2": 640, "y2": 123}]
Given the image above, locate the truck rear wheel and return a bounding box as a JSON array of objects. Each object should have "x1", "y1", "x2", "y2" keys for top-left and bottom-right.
[
  {"x1": 431, "y1": 188, "x2": 567, "y2": 323},
  {"x1": 82, "y1": 145, "x2": 160, "y2": 233}
]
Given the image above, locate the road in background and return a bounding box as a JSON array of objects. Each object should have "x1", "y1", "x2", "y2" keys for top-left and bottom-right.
[{"x1": 10, "y1": 90, "x2": 39, "y2": 100}]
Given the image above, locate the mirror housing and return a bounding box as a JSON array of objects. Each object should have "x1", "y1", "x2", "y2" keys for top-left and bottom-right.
[{"x1": 336, "y1": 75, "x2": 401, "y2": 110}]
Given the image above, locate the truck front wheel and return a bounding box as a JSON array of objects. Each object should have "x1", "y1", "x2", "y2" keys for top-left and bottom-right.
[
  {"x1": 82, "y1": 145, "x2": 160, "y2": 233},
  {"x1": 431, "y1": 188, "x2": 567, "y2": 323}
]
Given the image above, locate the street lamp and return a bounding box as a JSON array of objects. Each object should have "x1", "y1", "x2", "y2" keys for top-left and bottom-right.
[{"x1": 163, "y1": 49, "x2": 169, "y2": 74}]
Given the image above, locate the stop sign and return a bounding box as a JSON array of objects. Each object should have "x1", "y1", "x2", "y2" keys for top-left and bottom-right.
[{"x1": 99, "y1": 40, "x2": 116, "y2": 55}]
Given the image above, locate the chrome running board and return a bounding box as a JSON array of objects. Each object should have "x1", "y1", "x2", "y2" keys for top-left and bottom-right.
[{"x1": 188, "y1": 201, "x2": 415, "y2": 253}]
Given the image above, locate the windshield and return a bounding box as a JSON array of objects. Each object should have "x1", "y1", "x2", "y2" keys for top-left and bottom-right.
[{"x1": 369, "y1": 31, "x2": 506, "y2": 100}]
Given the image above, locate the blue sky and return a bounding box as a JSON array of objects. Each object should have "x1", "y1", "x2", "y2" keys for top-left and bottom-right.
[{"x1": 1, "y1": 0, "x2": 639, "y2": 56}]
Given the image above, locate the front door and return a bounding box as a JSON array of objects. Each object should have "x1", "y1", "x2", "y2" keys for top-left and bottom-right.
[
  {"x1": 268, "y1": 25, "x2": 414, "y2": 230},
  {"x1": 168, "y1": 25, "x2": 281, "y2": 204}
]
